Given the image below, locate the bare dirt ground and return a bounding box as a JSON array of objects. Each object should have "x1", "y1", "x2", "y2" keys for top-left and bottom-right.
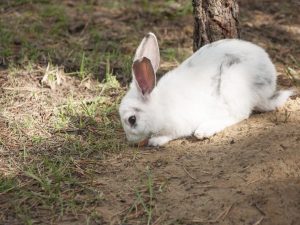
[{"x1": 0, "y1": 0, "x2": 300, "y2": 224}]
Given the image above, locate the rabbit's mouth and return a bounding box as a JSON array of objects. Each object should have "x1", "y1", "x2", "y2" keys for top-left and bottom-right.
[
  {"x1": 126, "y1": 133, "x2": 147, "y2": 143},
  {"x1": 124, "y1": 125, "x2": 152, "y2": 146},
  {"x1": 128, "y1": 139, "x2": 148, "y2": 147},
  {"x1": 137, "y1": 139, "x2": 148, "y2": 147},
  {"x1": 127, "y1": 132, "x2": 151, "y2": 147}
]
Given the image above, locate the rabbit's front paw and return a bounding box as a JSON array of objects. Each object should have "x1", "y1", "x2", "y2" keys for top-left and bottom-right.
[
  {"x1": 148, "y1": 136, "x2": 171, "y2": 147},
  {"x1": 194, "y1": 125, "x2": 218, "y2": 140}
]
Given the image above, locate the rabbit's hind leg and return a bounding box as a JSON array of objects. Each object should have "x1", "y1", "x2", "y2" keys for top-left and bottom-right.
[{"x1": 194, "y1": 116, "x2": 244, "y2": 140}]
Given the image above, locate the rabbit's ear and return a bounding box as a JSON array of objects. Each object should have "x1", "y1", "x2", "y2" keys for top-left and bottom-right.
[
  {"x1": 134, "y1": 32, "x2": 160, "y2": 72},
  {"x1": 132, "y1": 57, "x2": 156, "y2": 95}
]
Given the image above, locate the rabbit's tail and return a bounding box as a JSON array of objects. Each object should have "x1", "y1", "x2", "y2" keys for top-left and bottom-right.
[{"x1": 255, "y1": 90, "x2": 293, "y2": 112}]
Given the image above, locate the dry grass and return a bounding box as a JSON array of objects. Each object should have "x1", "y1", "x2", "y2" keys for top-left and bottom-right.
[{"x1": 0, "y1": 63, "x2": 127, "y2": 224}]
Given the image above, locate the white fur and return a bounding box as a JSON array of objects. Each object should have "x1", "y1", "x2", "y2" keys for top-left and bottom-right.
[{"x1": 119, "y1": 34, "x2": 292, "y2": 146}]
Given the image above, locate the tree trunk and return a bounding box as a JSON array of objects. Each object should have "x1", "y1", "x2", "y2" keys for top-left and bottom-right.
[{"x1": 192, "y1": 0, "x2": 240, "y2": 51}]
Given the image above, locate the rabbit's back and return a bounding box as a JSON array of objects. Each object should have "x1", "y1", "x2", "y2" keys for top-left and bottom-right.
[
  {"x1": 157, "y1": 39, "x2": 276, "y2": 98},
  {"x1": 153, "y1": 39, "x2": 277, "y2": 126}
]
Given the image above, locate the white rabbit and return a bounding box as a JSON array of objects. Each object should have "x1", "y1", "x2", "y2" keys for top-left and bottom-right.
[{"x1": 119, "y1": 32, "x2": 292, "y2": 146}]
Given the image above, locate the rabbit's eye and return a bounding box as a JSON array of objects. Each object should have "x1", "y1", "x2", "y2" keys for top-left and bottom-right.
[{"x1": 128, "y1": 115, "x2": 136, "y2": 126}]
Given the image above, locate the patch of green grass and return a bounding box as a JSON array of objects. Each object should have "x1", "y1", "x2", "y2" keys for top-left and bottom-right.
[
  {"x1": 0, "y1": 4, "x2": 68, "y2": 65},
  {"x1": 169, "y1": 1, "x2": 193, "y2": 16},
  {"x1": 122, "y1": 167, "x2": 156, "y2": 225},
  {"x1": 161, "y1": 47, "x2": 191, "y2": 65},
  {"x1": 77, "y1": 2, "x2": 94, "y2": 13},
  {"x1": 31, "y1": 135, "x2": 44, "y2": 144},
  {"x1": 139, "y1": 0, "x2": 192, "y2": 19},
  {"x1": 24, "y1": 158, "x2": 73, "y2": 201},
  {"x1": 0, "y1": 143, "x2": 110, "y2": 223},
  {"x1": 10, "y1": 157, "x2": 81, "y2": 223},
  {"x1": 41, "y1": 5, "x2": 69, "y2": 35},
  {"x1": 23, "y1": 115, "x2": 35, "y2": 129},
  {"x1": 0, "y1": 177, "x2": 18, "y2": 193},
  {"x1": 102, "y1": 0, "x2": 128, "y2": 9},
  {"x1": 122, "y1": 55, "x2": 134, "y2": 81},
  {"x1": 0, "y1": 25, "x2": 13, "y2": 61},
  {"x1": 1, "y1": 0, "x2": 186, "y2": 82},
  {"x1": 0, "y1": 156, "x2": 84, "y2": 224},
  {"x1": 105, "y1": 57, "x2": 121, "y2": 88},
  {"x1": 79, "y1": 52, "x2": 87, "y2": 79},
  {"x1": 161, "y1": 47, "x2": 177, "y2": 61},
  {"x1": 41, "y1": 4, "x2": 65, "y2": 20},
  {"x1": 0, "y1": 0, "x2": 50, "y2": 6}
]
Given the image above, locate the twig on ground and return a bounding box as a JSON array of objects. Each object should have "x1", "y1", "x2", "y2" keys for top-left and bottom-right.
[
  {"x1": 221, "y1": 204, "x2": 234, "y2": 220},
  {"x1": 2, "y1": 87, "x2": 43, "y2": 92},
  {"x1": 252, "y1": 216, "x2": 264, "y2": 225},
  {"x1": 252, "y1": 203, "x2": 266, "y2": 216},
  {"x1": 191, "y1": 203, "x2": 234, "y2": 223},
  {"x1": 153, "y1": 213, "x2": 166, "y2": 225},
  {"x1": 245, "y1": 177, "x2": 262, "y2": 186},
  {"x1": 183, "y1": 165, "x2": 197, "y2": 180}
]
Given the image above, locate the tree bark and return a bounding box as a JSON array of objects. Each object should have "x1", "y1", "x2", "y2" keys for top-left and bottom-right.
[{"x1": 192, "y1": 0, "x2": 240, "y2": 51}]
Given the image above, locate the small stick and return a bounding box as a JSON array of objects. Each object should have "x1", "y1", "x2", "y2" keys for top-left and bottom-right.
[
  {"x1": 252, "y1": 216, "x2": 264, "y2": 225},
  {"x1": 183, "y1": 166, "x2": 197, "y2": 180},
  {"x1": 221, "y1": 204, "x2": 234, "y2": 220},
  {"x1": 194, "y1": 184, "x2": 216, "y2": 188},
  {"x1": 153, "y1": 213, "x2": 166, "y2": 225},
  {"x1": 191, "y1": 204, "x2": 233, "y2": 223},
  {"x1": 236, "y1": 174, "x2": 247, "y2": 182},
  {"x1": 3, "y1": 87, "x2": 42, "y2": 92},
  {"x1": 213, "y1": 205, "x2": 231, "y2": 222},
  {"x1": 252, "y1": 203, "x2": 266, "y2": 216},
  {"x1": 246, "y1": 178, "x2": 262, "y2": 186}
]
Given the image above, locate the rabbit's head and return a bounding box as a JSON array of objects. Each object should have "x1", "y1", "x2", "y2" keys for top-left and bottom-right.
[{"x1": 119, "y1": 33, "x2": 160, "y2": 143}]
